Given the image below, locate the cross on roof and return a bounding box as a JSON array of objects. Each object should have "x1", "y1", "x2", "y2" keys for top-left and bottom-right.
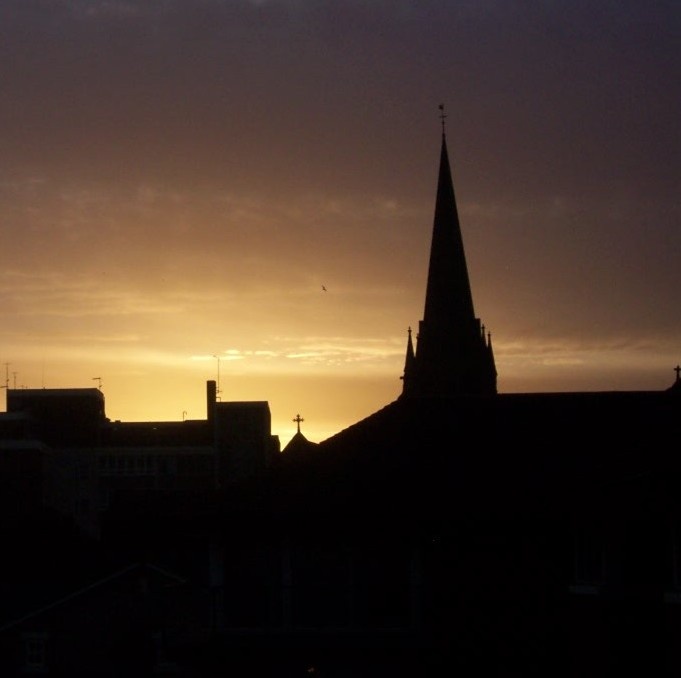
[{"x1": 293, "y1": 413, "x2": 304, "y2": 433}]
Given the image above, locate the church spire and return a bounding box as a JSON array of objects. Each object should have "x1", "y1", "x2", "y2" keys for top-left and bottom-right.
[
  {"x1": 422, "y1": 111, "x2": 476, "y2": 328},
  {"x1": 400, "y1": 326, "x2": 416, "y2": 394},
  {"x1": 401, "y1": 107, "x2": 497, "y2": 398}
]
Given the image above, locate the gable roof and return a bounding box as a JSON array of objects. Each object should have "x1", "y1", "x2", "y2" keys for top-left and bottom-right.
[{"x1": 0, "y1": 562, "x2": 186, "y2": 633}]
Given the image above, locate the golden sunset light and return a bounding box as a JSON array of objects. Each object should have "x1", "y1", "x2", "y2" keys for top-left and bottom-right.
[{"x1": 1, "y1": 1, "x2": 678, "y2": 448}]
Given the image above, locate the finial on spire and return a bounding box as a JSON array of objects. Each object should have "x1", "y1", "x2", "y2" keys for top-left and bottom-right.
[
  {"x1": 293, "y1": 413, "x2": 304, "y2": 433},
  {"x1": 438, "y1": 104, "x2": 447, "y2": 136}
]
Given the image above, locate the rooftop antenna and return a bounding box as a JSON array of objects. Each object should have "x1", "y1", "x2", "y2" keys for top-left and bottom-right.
[
  {"x1": 212, "y1": 355, "x2": 222, "y2": 401},
  {"x1": 92, "y1": 377, "x2": 102, "y2": 390},
  {"x1": 12, "y1": 372, "x2": 17, "y2": 389},
  {"x1": 2, "y1": 362, "x2": 9, "y2": 390}
]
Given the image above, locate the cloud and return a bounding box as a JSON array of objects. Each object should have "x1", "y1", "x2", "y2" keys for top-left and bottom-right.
[
  {"x1": 495, "y1": 334, "x2": 681, "y2": 387},
  {"x1": 0, "y1": 270, "x2": 185, "y2": 318}
]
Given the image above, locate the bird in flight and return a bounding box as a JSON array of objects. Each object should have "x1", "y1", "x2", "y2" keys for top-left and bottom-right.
[{"x1": 321, "y1": 285, "x2": 327, "y2": 292}]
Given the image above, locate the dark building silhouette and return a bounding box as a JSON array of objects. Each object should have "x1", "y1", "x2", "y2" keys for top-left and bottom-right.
[
  {"x1": 0, "y1": 122, "x2": 679, "y2": 677},
  {"x1": 401, "y1": 129, "x2": 496, "y2": 398}
]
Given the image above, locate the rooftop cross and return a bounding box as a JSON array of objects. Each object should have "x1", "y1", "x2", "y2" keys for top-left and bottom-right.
[{"x1": 293, "y1": 413, "x2": 304, "y2": 433}]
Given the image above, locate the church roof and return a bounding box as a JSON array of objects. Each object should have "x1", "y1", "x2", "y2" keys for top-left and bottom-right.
[
  {"x1": 282, "y1": 429, "x2": 318, "y2": 456},
  {"x1": 272, "y1": 389, "x2": 680, "y2": 524}
]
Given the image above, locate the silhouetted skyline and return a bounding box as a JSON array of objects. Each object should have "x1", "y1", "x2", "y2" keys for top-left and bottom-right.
[{"x1": 0, "y1": 1, "x2": 678, "y2": 447}]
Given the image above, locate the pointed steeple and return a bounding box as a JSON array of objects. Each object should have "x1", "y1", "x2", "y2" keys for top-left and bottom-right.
[
  {"x1": 401, "y1": 108, "x2": 497, "y2": 398},
  {"x1": 400, "y1": 326, "x2": 416, "y2": 394},
  {"x1": 422, "y1": 127, "x2": 476, "y2": 328}
]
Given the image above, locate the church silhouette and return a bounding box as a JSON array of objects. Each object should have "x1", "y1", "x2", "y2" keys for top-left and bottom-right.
[{"x1": 0, "y1": 120, "x2": 679, "y2": 676}]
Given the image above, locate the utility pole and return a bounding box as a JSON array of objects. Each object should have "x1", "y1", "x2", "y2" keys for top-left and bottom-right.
[{"x1": 212, "y1": 355, "x2": 222, "y2": 401}]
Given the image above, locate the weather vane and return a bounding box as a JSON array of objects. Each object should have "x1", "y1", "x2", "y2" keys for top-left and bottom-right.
[{"x1": 438, "y1": 104, "x2": 447, "y2": 135}]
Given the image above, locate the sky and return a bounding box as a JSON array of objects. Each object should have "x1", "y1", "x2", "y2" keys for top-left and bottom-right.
[{"x1": 0, "y1": 0, "x2": 679, "y2": 448}]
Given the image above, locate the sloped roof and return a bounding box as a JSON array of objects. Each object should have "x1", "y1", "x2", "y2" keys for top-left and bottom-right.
[
  {"x1": 270, "y1": 389, "x2": 680, "y2": 524},
  {"x1": 281, "y1": 430, "x2": 318, "y2": 456},
  {"x1": 0, "y1": 562, "x2": 186, "y2": 633}
]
